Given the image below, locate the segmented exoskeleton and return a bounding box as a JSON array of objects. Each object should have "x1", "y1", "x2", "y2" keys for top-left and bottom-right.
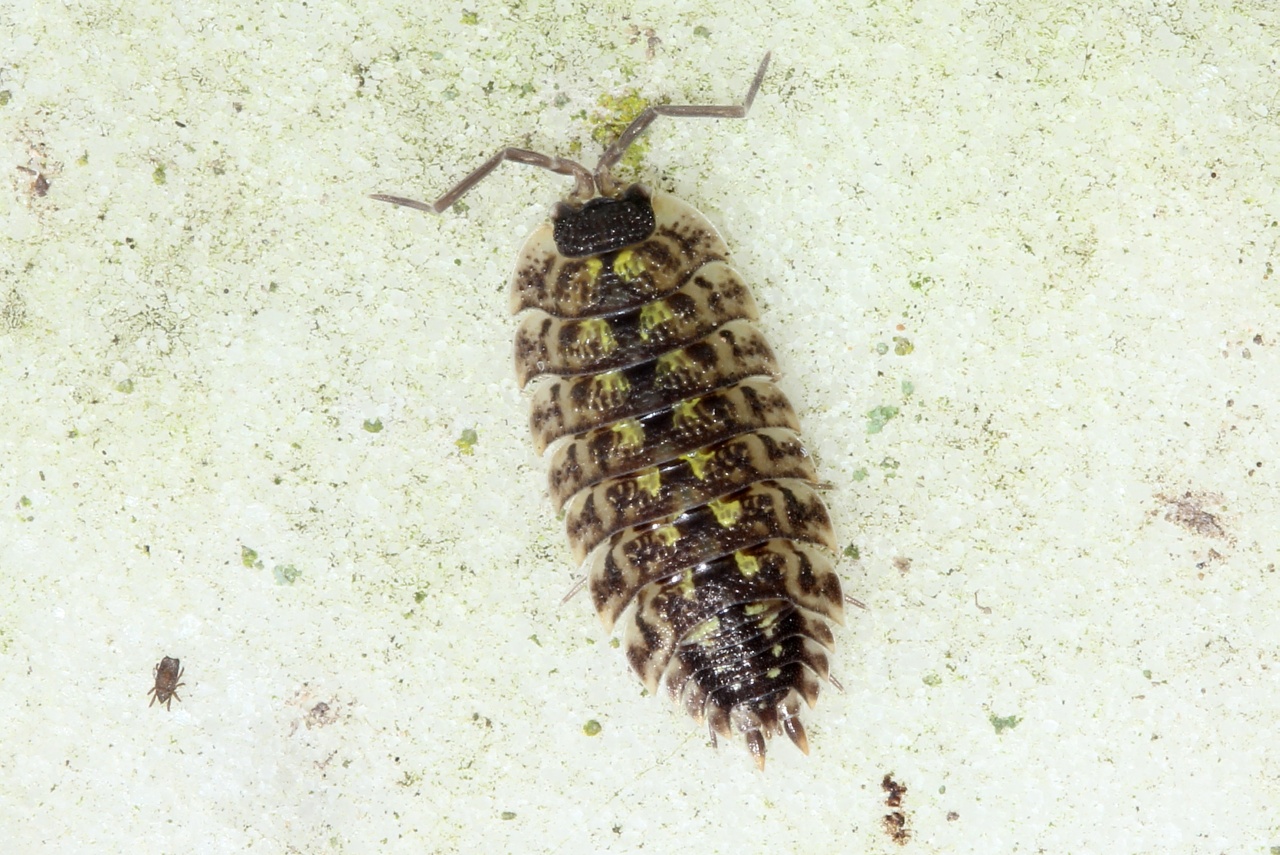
[{"x1": 374, "y1": 53, "x2": 844, "y2": 769}]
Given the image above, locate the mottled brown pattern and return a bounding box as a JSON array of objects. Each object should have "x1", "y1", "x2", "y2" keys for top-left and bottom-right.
[
  {"x1": 587, "y1": 481, "x2": 838, "y2": 627},
  {"x1": 543, "y1": 379, "x2": 800, "y2": 507},
  {"x1": 563, "y1": 430, "x2": 819, "y2": 561},
  {"x1": 511, "y1": 188, "x2": 843, "y2": 768},
  {"x1": 624, "y1": 563, "x2": 837, "y2": 684},
  {"x1": 513, "y1": 264, "x2": 762, "y2": 387},
  {"x1": 527, "y1": 321, "x2": 779, "y2": 452}
]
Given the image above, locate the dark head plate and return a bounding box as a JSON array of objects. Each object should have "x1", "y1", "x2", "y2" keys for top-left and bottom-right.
[{"x1": 552, "y1": 185, "x2": 656, "y2": 258}]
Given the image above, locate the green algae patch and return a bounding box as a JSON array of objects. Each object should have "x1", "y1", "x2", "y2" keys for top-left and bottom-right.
[{"x1": 865, "y1": 405, "x2": 900, "y2": 434}]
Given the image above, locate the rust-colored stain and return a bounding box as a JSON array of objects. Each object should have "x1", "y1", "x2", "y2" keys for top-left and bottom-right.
[
  {"x1": 882, "y1": 810, "x2": 910, "y2": 845},
  {"x1": 16, "y1": 165, "x2": 49, "y2": 197},
  {"x1": 1156, "y1": 490, "x2": 1229, "y2": 541},
  {"x1": 882, "y1": 773, "x2": 907, "y2": 807},
  {"x1": 880, "y1": 773, "x2": 911, "y2": 844}
]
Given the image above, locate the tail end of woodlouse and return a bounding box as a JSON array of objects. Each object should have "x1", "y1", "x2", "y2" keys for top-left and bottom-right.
[
  {"x1": 747, "y1": 730, "x2": 768, "y2": 771},
  {"x1": 780, "y1": 693, "x2": 810, "y2": 756},
  {"x1": 720, "y1": 690, "x2": 815, "y2": 770},
  {"x1": 783, "y1": 715, "x2": 810, "y2": 757},
  {"x1": 706, "y1": 702, "x2": 733, "y2": 746}
]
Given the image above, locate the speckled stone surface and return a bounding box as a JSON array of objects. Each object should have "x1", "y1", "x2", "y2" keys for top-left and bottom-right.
[{"x1": 2, "y1": 1, "x2": 1278, "y2": 852}]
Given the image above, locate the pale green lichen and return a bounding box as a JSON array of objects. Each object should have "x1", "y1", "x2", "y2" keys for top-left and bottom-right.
[
  {"x1": 866, "y1": 405, "x2": 900, "y2": 434},
  {"x1": 273, "y1": 564, "x2": 301, "y2": 585},
  {"x1": 591, "y1": 89, "x2": 657, "y2": 177},
  {"x1": 990, "y1": 713, "x2": 1022, "y2": 734},
  {"x1": 582, "y1": 719, "x2": 602, "y2": 737},
  {"x1": 455, "y1": 427, "x2": 478, "y2": 455},
  {"x1": 362, "y1": 417, "x2": 383, "y2": 433}
]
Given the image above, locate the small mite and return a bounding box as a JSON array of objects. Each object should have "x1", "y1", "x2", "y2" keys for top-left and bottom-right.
[{"x1": 148, "y1": 656, "x2": 185, "y2": 710}]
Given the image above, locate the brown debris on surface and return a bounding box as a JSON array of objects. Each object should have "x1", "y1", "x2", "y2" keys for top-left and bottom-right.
[
  {"x1": 1156, "y1": 490, "x2": 1229, "y2": 540},
  {"x1": 880, "y1": 773, "x2": 911, "y2": 844}
]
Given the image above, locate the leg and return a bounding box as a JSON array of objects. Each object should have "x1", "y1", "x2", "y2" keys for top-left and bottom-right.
[
  {"x1": 594, "y1": 52, "x2": 771, "y2": 196},
  {"x1": 372, "y1": 147, "x2": 594, "y2": 214}
]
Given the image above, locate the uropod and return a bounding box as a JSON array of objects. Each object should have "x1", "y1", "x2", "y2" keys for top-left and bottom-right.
[{"x1": 374, "y1": 54, "x2": 845, "y2": 769}]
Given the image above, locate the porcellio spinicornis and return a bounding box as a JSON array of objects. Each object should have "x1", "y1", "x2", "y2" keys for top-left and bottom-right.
[{"x1": 374, "y1": 53, "x2": 845, "y2": 769}]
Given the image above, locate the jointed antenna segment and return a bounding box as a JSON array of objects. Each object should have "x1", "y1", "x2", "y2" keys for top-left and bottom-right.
[
  {"x1": 594, "y1": 52, "x2": 770, "y2": 197},
  {"x1": 371, "y1": 53, "x2": 771, "y2": 214}
]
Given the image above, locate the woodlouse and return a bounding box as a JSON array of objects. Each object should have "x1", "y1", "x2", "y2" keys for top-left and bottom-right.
[
  {"x1": 148, "y1": 656, "x2": 185, "y2": 710},
  {"x1": 374, "y1": 54, "x2": 844, "y2": 768}
]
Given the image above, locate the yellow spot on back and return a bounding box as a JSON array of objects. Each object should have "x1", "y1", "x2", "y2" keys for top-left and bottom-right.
[
  {"x1": 771, "y1": 644, "x2": 783, "y2": 657},
  {"x1": 612, "y1": 249, "x2": 645, "y2": 280},
  {"x1": 595, "y1": 370, "x2": 630, "y2": 395},
  {"x1": 766, "y1": 667, "x2": 781, "y2": 679},
  {"x1": 610, "y1": 419, "x2": 644, "y2": 448},
  {"x1": 638, "y1": 300, "x2": 675, "y2": 341},
  {"x1": 672, "y1": 397, "x2": 702, "y2": 428},
  {"x1": 735, "y1": 551, "x2": 760, "y2": 578},
  {"x1": 654, "y1": 524, "x2": 681, "y2": 546},
  {"x1": 707, "y1": 497, "x2": 742, "y2": 528},
  {"x1": 757, "y1": 609, "x2": 781, "y2": 631},
  {"x1": 680, "y1": 448, "x2": 716, "y2": 480},
  {"x1": 675, "y1": 568, "x2": 696, "y2": 599},
  {"x1": 743, "y1": 603, "x2": 769, "y2": 616},
  {"x1": 575, "y1": 318, "x2": 617, "y2": 354},
  {"x1": 635, "y1": 468, "x2": 661, "y2": 497},
  {"x1": 684, "y1": 616, "x2": 720, "y2": 646},
  {"x1": 656, "y1": 349, "x2": 696, "y2": 377},
  {"x1": 583, "y1": 257, "x2": 603, "y2": 282}
]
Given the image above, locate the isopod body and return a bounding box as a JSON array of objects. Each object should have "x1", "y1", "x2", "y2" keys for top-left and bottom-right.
[{"x1": 375, "y1": 54, "x2": 844, "y2": 768}]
